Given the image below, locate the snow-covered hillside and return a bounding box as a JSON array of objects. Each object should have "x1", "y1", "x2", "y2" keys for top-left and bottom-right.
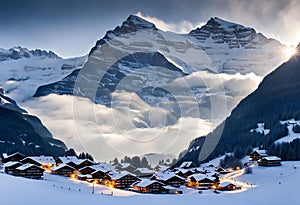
[
  {"x1": 0, "y1": 47, "x2": 87, "y2": 101},
  {"x1": 0, "y1": 161, "x2": 299, "y2": 205}
]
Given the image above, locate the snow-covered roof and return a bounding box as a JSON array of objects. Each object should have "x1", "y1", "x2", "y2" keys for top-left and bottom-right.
[
  {"x1": 154, "y1": 171, "x2": 185, "y2": 181},
  {"x1": 133, "y1": 179, "x2": 164, "y2": 188},
  {"x1": 262, "y1": 156, "x2": 281, "y2": 161},
  {"x1": 3, "y1": 161, "x2": 21, "y2": 167},
  {"x1": 175, "y1": 168, "x2": 194, "y2": 174},
  {"x1": 51, "y1": 164, "x2": 75, "y2": 171},
  {"x1": 2, "y1": 152, "x2": 23, "y2": 159},
  {"x1": 16, "y1": 163, "x2": 42, "y2": 171},
  {"x1": 24, "y1": 156, "x2": 55, "y2": 166},
  {"x1": 252, "y1": 150, "x2": 268, "y2": 156},
  {"x1": 189, "y1": 173, "x2": 215, "y2": 182},
  {"x1": 135, "y1": 168, "x2": 155, "y2": 174},
  {"x1": 57, "y1": 156, "x2": 80, "y2": 164},
  {"x1": 110, "y1": 171, "x2": 137, "y2": 180},
  {"x1": 78, "y1": 166, "x2": 96, "y2": 172}
]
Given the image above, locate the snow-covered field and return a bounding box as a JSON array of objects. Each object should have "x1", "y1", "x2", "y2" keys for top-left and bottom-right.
[{"x1": 0, "y1": 161, "x2": 299, "y2": 205}]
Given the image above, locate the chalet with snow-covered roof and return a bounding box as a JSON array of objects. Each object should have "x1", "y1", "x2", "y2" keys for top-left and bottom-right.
[
  {"x1": 151, "y1": 172, "x2": 185, "y2": 188},
  {"x1": 134, "y1": 168, "x2": 155, "y2": 177},
  {"x1": 78, "y1": 166, "x2": 97, "y2": 175},
  {"x1": 15, "y1": 163, "x2": 44, "y2": 179},
  {"x1": 250, "y1": 150, "x2": 268, "y2": 161},
  {"x1": 152, "y1": 164, "x2": 169, "y2": 172},
  {"x1": 21, "y1": 156, "x2": 55, "y2": 168},
  {"x1": 258, "y1": 156, "x2": 281, "y2": 166},
  {"x1": 131, "y1": 179, "x2": 165, "y2": 193},
  {"x1": 77, "y1": 174, "x2": 93, "y2": 181},
  {"x1": 55, "y1": 156, "x2": 80, "y2": 168},
  {"x1": 4, "y1": 161, "x2": 23, "y2": 175},
  {"x1": 51, "y1": 164, "x2": 75, "y2": 176},
  {"x1": 115, "y1": 163, "x2": 136, "y2": 173},
  {"x1": 188, "y1": 173, "x2": 217, "y2": 189},
  {"x1": 179, "y1": 161, "x2": 196, "y2": 169},
  {"x1": 175, "y1": 169, "x2": 194, "y2": 178},
  {"x1": 1, "y1": 152, "x2": 25, "y2": 163},
  {"x1": 91, "y1": 168, "x2": 109, "y2": 180},
  {"x1": 217, "y1": 182, "x2": 240, "y2": 191},
  {"x1": 76, "y1": 159, "x2": 96, "y2": 169},
  {"x1": 105, "y1": 172, "x2": 141, "y2": 189}
]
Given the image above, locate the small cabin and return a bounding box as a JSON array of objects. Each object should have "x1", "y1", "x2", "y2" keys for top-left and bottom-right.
[
  {"x1": 91, "y1": 169, "x2": 109, "y2": 180},
  {"x1": 188, "y1": 174, "x2": 217, "y2": 189},
  {"x1": 1, "y1": 152, "x2": 25, "y2": 163},
  {"x1": 78, "y1": 166, "x2": 97, "y2": 175},
  {"x1": 250, "y1": 150, "x2": 268, "y2": 161},
  {"x1": 4, "y1": 161, "x2": 23, "y2": 175},
  {"x1": 217, "y1": 182, "x2": 240, "y2": 191},
  {"x1": 15, "y1": 163, "x2": 44, "y2": 179},
  {"x1": 21, "y1": 156, "x2": 55, "y2": 169},
  {"x1": 131, "y1": 179, "x2": 165, "y2": 193},
  {"x1": 55, "y1": 156, "x2": 79, "y2": 168},
  {"x1": 107, "y1": 172, "x2": 141, "y2": 189},
  {"x1": 51, "y1": 164, "x2": 75, "y2": 176},
  {"x1": 76, "y1": 159, "x2": 96, "y2": 170},
  {"x1": 151, "y1": 172, "x2": 185, "y2": 188},
  {"x1": 258, "y1": 156, "x2": 281, "y2": 166}
]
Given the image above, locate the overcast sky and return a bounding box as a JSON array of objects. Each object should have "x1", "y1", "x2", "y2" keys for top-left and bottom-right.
[{"x1": 0, "y1": 0, "x2": 299, "y2": 57}]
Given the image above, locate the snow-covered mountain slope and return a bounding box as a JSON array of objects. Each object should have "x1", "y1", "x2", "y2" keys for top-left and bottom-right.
[
  {"x1": 0, "y1": 47, "x2": 87, "y2": 102},
  {"x1": 21, "y1": 15, "x2": 291, "y2": 160},
  {"x1": 188, "y1": 17, "x2": 288, "y2": 76},
  {"x1": 0, "y1": 90, "x2": 67, "y2": 156}
]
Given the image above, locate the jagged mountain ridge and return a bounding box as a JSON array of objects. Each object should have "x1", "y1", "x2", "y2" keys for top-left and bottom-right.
[
  {"x1": 0, "y1": 46, "x2": 61, "y2": 61},
  {"x1": 0, "y1": 47, "x2": 86, "y2": 102},
  {"x1": 178, "y1": 43, "x2": 300, "y2": 165}
]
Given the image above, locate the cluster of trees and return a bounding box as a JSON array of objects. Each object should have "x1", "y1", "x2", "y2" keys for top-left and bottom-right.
[
  {"x1": 112, "y1": 156, "x2": 150, "y2": 168},
  {"x1": 219, "y1": 154, "x2": 243, "y2": 169},
  {"x1": 268, "y1": 139, "x2": 300, "y2": 161},
  {"x1": 65, "y1": 148, "x2": 94, "y2": 161},
  {"x1": 158, "y1": 158, "x2": 177, "y2": 166}
]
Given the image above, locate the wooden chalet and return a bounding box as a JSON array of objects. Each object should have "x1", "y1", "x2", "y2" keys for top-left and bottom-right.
[
  {"x1": 215, "y1": 167, "x2": 229, "y2": 174},
  {"x1": 188, "y1": 173, "x2": 217, "y2": 189},
  {"x1": 15, "y1": 163, "x2": 44, "y2": 179},
  {"x1": 250, "y1": 150, "x2": 268, "y2": 161},
  {"x1": 91, "y1": 168, "x2": 109, "y2": 180},
  {"x1": 217, "y1": 182, "x2": 240, "y2": 191},
  {"x1": 258, "y1": 156, "x2": 281, "y2": 166},
  {"x1": 151, "y1": 172, "x2": 185, "y2": 188},
  {"x1": 4, "y1": 161, "x2": 23, "y2": 175},
  {"x1": 131, "y1": 179, "x2": 165, "y2": 193},
  {"x1": 1, "y1": 152, "x2": 25, "y2": 163},
  {"x1": 78, "y1": 166, "x2": 97, "y2": 175},
  {"x1": 21, "y1": 156, "x2": 55, "y2": 169},
  {"x1": 55, "y1": 156, "x2": 79, "y2": 168},
  {"x1": 106, "y1": 172, "x2": 141, "y2": 189},
  {"x1": 51, "y1": 164, "x2": 75, "y2": 176},
  {"x1": 179, "y1": 161, "x2": 197, "y2": 169},
  {"x1": 175, "y1": 169, "x2": 194, "y2": 178},
  {"x1": 76, "y1": 159, "x2": 96, "y2": 170}
]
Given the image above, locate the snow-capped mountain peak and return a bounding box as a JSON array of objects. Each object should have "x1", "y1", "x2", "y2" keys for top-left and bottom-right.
[
  {"x1": 0, "y1": 46, "x2": 61, "y2": 61},
  {"x1": 122, "y1": 15, "x2": 157, "y2": 31}
]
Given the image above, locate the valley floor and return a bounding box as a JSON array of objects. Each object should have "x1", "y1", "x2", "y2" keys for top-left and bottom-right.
[{"x1": 0, "y1": 161, "x2": 299, "y2": 205}]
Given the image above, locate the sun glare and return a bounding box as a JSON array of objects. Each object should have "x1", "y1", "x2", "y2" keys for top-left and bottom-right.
[{"x1": 284, "y1": 46, "x2": 297, "y2": 58}]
